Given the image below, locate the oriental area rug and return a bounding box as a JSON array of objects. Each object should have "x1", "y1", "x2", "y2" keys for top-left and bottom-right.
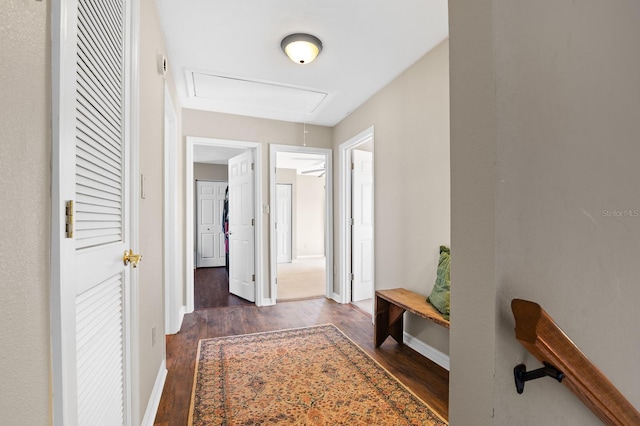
[{"x1": 188, "y1": 324, "x2": 447, "y2": 425}]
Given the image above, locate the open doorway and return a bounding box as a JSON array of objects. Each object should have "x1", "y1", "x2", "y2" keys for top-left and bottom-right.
[
  {"x1": 193, "y1": 175, "x2": 250, "y2": 310},
  {"x1": 339, "y1": 127, "x2": 375, "y2": 315},
  {"x1": 269, "y1": 144, "x2": 333, "y2": 302},
  {"x1": 185, "y1": 137, "x2": 264, "y2": 312}
]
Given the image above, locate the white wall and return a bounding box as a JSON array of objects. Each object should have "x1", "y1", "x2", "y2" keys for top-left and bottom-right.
[
  {"x1": 333, "y1": 40, "x2": 451, "y2": 354},
  {"x1": 450, "y1": 1, "x2": 640, "y2": 424},
  {"x1": 0, "y1": 2, "x2": 51, "y2": 423}
]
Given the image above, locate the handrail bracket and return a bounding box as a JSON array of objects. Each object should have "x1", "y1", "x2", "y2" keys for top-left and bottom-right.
[{"x1": 514, "y1": 362, "x2": 564, "y2": 394}]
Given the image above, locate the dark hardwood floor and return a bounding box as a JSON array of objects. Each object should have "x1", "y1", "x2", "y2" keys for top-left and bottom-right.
[
  {"x1": 154, "y1": 270, "x2": 449, "y2": 425},
  {"x1": 193, "y1": 266, "x2": 252, "y2": 310}
]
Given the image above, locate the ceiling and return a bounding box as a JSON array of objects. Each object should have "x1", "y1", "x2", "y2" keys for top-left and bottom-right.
[
  {"x1": 156, "y1": 0, "x2": 449, "y2": 127},
  {"x1": 193, "y1": 144, "x2": 244, "y2": 164},
  {"x1": 276, "y1": 151, "x2": 325, "y2": 176},
  {"x1": 193, "y1": 145, "x2": 325, "y2": 176}
]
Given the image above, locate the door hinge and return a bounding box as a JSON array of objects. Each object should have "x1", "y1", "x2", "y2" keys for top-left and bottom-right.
[
  {"x1": 252, "y1": 274, "x2": 255, "y2": 282},
  {"x1": 275, "y1": 222, "x2": 277, "y2": 229},
  {"x1": 251, "y1": 163, "x2": 255, "y2": 171},
  {"x1": 351, "y1": 162, "x2": 355, "y2": 170},
  {"x1": 350, "y1": 273, "x2": 354, "y2": 281},
  {"x1": 252, "y1": 218, "x2": 255, "y2": 226},
  {"x1": 349, "y1": 217, "x2": 354, "y2": 226},
  {"x1": 65, "y1": 200, "x2": 74, "y2": 238}
]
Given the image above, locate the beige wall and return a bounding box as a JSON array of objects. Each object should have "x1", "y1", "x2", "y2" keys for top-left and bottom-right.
[
  {"x1": 194, "y1": 163, "x2": 228, "y2": 182},
  {"x1": 0, "y1": 2, "x2": 51, "y2": 424},
  {"x1": 296, "y1": 175, "x2": 326, "y2": 257},
  {"x1": 333, "y1": 40, "x2": 451, "y2": 354},
  {"x1": 450, "y1": 1, "x2": 640, "y2": 424},
  {"x1": 276, "y1": 168, "x2": 298, "y2": 258},
  {"x1": 183, "y1": 110, "x2": 332, "y2": 300},
  {"x1": 138, "y1": 0, "x2": 181, "y2": 416},
  {"x1": 448, "y1": 0, "x2": 496, "y2": 422},
  {"x1": 274, "y1": 170, "x2": 325, "y2": 259}
]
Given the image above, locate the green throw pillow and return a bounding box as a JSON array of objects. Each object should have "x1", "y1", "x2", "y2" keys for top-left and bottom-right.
[{"x1": 427, "y1": 246, "x2": 450, "y2": 320}]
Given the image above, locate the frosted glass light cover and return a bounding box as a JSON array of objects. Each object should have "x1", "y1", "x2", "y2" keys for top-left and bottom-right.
[
  {"x1": 281, "y1": 34, "x2": 323, "y2": 64},
  {"x1": 285, "y1": 41, "x2": 319, "y2": 64}
]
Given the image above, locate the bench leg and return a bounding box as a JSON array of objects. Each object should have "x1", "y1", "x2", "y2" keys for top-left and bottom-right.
[
  {"x1": 388, "y1": 304, "x2": 405, "y2": 346},
  {"x1": 374, "y1": 295, "x2": 405, "y2": 347},
  {"x1": 374, "y1": 296, "x2": 389, "y2": 347}
]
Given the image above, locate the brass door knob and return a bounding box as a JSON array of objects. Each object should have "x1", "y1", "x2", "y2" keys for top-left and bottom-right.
[{"x1": 123, "y1": 250, "x2": 142, "y2": 268}]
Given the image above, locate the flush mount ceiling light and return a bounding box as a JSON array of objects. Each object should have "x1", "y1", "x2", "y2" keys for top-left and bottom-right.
[{"x1": 281, "y1": 33, "x2": 323, "y2": 65}]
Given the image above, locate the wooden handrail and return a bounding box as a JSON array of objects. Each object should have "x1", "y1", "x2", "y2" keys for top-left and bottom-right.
[{"x1": 511, "y1": 299, "x2": 640, "y2": 426}]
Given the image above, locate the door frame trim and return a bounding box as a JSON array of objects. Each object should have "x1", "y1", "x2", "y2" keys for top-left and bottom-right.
[
  {"x1": 338, "y1": 126, "x2": 374, "y2": 304},
  {"x1": 275, "y1": 183, "x2": 293, "y2": 264},
  {"x1": 163, "y1": 85, "x2": 182, "y2": 334},
  {"x1": 185, "y1": 137, "x2": 264, "y2": 309},
  {"x1": 269, "y1": 144, "x2": 333, "y2": 302}
]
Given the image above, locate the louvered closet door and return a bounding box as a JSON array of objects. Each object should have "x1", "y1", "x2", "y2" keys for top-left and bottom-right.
[{"x1": 69, "y1": 0, "x2": 132, "y2": 424}]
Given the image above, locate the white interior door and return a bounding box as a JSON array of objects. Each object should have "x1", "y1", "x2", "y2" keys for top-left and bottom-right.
[
  {"x1": 228, "y1": 151, "x2": 256, "y2": 302},
  {"x1": 53, "y1": 0, "x2": 134, "y2": 424},
  {"x1": 351, "y1": 150, "x2": 374, "y2": 302},
  {"x1": 196, "y1": 181, "x2": 227, "y2": 267},
  {"x1": 276, "y1": 184, "x2": 292, "y2": 263}
]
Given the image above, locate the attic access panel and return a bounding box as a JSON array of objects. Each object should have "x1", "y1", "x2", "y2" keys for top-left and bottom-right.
[{"x1": 191, "y1": 72, "x2": 327, "y2": 114}]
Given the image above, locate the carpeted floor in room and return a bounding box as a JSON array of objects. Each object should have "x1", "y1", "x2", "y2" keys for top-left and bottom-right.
[{"x1": 276, "y1": 256, "x2": 326, "y2": 300}]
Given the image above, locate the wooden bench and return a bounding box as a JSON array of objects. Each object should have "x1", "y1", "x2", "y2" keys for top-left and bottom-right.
[{"x1": 374, "y1": 288, "x2": 450, "y2": 347}]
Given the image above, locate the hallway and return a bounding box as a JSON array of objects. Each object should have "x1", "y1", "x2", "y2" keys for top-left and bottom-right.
[{"x1": 154, "y1": 298, "x2": 449, "y2": 425}]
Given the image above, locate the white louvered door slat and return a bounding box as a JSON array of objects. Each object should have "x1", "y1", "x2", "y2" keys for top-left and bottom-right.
[
  {"x1": 76, "y1": 158, "x2": 121, "y2": 184},
  {"x1": 76, "y1": 133, "x2": 122, "y2": 166},
  {"x1": 76, "y1": 174, "x2": 121, "y2": 197}
]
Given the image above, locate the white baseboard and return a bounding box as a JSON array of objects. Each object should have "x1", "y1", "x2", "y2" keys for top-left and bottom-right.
[
  {"x1": 141, "y1": 360, "x2": 167, "y2": 426},
  {"x1": 403, "y1": 332, "x2": 450, "y2": 371},
  {"x1": 260, "y1": 297, "x2": 276, "y2": 306},
  {"x1": 178, "y1": 305, "x2": 186, "y2": 329},
  {"x1": 166, "y1": 306, "x2": 187, "y2": 335},
  {"x1": 332, "y1": 293, "x2": 345, "y2": 304}
]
